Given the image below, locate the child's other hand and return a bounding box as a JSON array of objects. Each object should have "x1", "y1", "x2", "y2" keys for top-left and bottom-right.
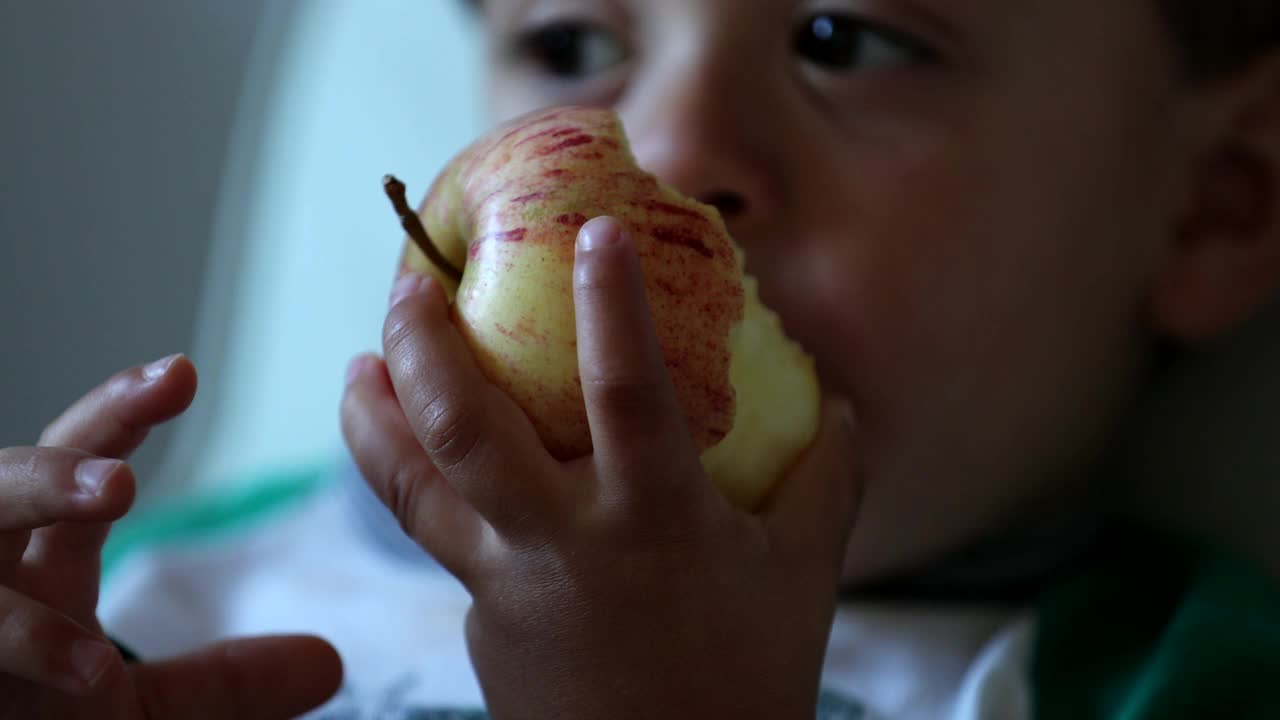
[
  {"x1": 343, "y1": 217, "x2": 862, "y2": 720},
  {"x1": 0, "y1": 356, "x2": 341, "y2": 719}
]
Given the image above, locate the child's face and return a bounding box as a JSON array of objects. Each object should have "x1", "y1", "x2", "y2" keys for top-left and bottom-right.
[{"x1": 477, "y1": 0, "x2": 1194, "y2": 581}]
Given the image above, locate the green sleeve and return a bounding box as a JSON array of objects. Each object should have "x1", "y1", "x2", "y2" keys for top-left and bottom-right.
[{"x1": 101, "y1": 465, "x2": 329, "y2": 579}]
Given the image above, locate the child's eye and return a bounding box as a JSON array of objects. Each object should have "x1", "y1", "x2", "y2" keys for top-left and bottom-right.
[
  {"x1": 515, "y1": 22, "x2": 628, "y2": 79},
  {"x1": 793, "y1": 13, "x2": 934, "y2": 72}
]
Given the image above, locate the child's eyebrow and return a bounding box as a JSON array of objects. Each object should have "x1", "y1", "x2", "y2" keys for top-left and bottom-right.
[
  {"x1": 472, "y1": 0, "x2": 533, "y2": 28},
  {"x1": 870, "y1": 0, "x2": 969, "y2": 56}
]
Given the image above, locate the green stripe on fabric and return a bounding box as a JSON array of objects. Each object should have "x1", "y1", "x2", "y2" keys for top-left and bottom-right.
[
  {"x1": 1031, "y1": 530, "x2": 1280, "y2": 720},
  {"x1": 102, "y1": 465, "x2": 332, "y2": 579}
]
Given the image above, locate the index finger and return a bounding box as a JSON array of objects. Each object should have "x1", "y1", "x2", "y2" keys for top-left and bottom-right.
[
  {"x1": 29, "y1": 356, "x2": 186, "y2": 595},
  {"x1": 38, "y1": 354, "x2": 197, "y2": 459},
  {"x1": 382, "y1": 274, "x2": 564, "y2": 536}
]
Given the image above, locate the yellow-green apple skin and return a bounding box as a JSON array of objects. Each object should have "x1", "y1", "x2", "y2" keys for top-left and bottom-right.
[{"x1": 399, "y1": 106, "x2": 819, "y2": 509}]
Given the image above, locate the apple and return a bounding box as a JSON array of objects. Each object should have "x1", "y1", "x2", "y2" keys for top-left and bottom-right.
[{"x1": 385, "y1": 106, "x2": 819, "y2": 509}]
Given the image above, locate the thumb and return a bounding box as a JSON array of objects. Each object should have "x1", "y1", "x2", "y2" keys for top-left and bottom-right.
[
  {"x1": 131, "y1": 635, "x2": 342, "y2": 720},
  {"x1": 764, "y1": 398, "x2": 862, "y2": 574}
]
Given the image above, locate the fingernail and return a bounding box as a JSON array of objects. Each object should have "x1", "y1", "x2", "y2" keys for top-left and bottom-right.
[
  {"x1": 577, "y1": 217, "x2": 623, "y2": 252},
  {"x1": 70, "y1": 639, "x2": 117, "y2": 689},
  {"x1": 345, "y1": 355, "x2": 375, "y2": 387},
  {"x1": 390, "y1": 273, "x2": 430, "y2": 308},
  {"x1": 75, "y1": 458, "x2": 122, "y2": 498},
  {"x1": 143, "y1": 353, "x2": 181, "y2": 382}
]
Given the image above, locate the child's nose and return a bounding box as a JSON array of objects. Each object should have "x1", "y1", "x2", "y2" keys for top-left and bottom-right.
[{"x1": 620, "y1": 65, "x2": 775, "y2": 233}]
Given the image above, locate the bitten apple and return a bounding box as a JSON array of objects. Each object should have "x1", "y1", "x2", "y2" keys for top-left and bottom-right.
[{"x1": 387, "y1": 106, "x2": 819, "y2": 509}]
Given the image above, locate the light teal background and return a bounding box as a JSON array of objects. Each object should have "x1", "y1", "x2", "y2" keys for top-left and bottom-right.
[{"x1": 163, "y1": 2, "x2": 485, "y2": 494}]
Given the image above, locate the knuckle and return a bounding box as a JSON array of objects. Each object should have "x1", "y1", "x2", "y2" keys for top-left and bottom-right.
[
  {"x1": 383, "y1": 306, "x2": 414, "y2": 352},
  {"x1": 594, "y1": 490, "x2": 705, "y2": 547},
  {"x1": 383, "y1": 461, "x2": 429, "y2": 536},
  {"x1": 0, "y1": 450, "x2": 41, "y2": 524},
  {"x1": 575, "y1": 275, "x2": 634, "y2": 325},
  {"x1": 383, "y1": 300, "x2": 430, "y2": 363},
  {"x1": 101, "y1": 376, "x2": 141, "y2": 432},
  {"x1": 574, "y1": 257, "x2": 618, "y2": 296},
  {"x1": 0, "y1": 446, "x2": 27, "y2": 470},
  {"x1": 574, "y1": 239, "x2": 634, "y2": 292},
  {"x1": 0, "y1": 447, "x2": 45, "y2": 486},
  {"x1": 0, "y1": 599, "x2": 56, "y2": 660},
  {"x1": 416, "y1": 389, "x2": 483, "y2": 472},
  {"x1": 37, "y1": 393, "x2": 97, "y2": 449},
  {"x1": 584, "y1": 375, "x2": 666, "y2": 432},
  {"x1": 37, "y1": 375, "x2": 142, "y2": 454}
]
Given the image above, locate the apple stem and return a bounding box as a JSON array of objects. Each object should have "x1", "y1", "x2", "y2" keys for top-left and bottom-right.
[{"x1": 383, "y1": 175, "x2": 463, "y2": 284}]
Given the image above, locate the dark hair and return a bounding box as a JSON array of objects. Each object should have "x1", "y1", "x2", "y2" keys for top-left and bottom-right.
[{"x1": 1160, "y1": 0, "x2": 1280, "y2": 77}]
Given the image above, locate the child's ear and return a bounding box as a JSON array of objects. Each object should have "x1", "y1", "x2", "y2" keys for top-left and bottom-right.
[{"x1": 1153, "y1": 50, "x2": 1280, "y2": 341}]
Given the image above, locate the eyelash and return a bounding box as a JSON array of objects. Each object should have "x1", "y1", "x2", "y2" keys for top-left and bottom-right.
[
  {"x1": 793, "y1": 13, "x2": 937, "y2": 73},
  {"x1": 509, "y1": 13, "x2": 935, "y2": 82},
  {"x1": 512, "y1": 21, "x2": 628, "y2": 80}
]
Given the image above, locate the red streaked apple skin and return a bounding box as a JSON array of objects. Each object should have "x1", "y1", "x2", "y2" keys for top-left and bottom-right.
[{"x1": 400, "y1": 107, "x2": 743, "y2": 460}]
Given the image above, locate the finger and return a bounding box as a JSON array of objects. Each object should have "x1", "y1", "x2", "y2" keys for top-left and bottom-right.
[
  {"x1": 29, "y1": 357, "x2": 186, "y2": 604},
  {"x1": 0, "y1": 585, "x2": 122, "y2": 694},
  {"x1": 135, "y1": 635, "x2": 342, "y2": 720},
  {"x1": 38, "y1": 353, "x2": 198, "y2": 459},
  {"x1": 382, "y1": 273, "x2": 561, "y2": 535},
  {"x1": 341, "y1": 353, "x2": 490, "y2": 578},
  {"x1": 1, "y1": 449, "x2": 136, "y2": 621},
  {"x1": 0, "y1": 447, "x2": 134, "y2": 532},
  {"x1": 1, "y1": 445, "x2": 133, "y2": 602},
  {"x1": 573, "y1": 217, "x2": 703, "y2": 494},
  {"x1": 764, "y1": 398, "x2": 862, "y2": 574}
]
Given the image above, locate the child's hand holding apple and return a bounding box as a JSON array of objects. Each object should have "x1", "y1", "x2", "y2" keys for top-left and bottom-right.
[{"x1": 342, "y1": 107, "x2": 863, "y2": 718}]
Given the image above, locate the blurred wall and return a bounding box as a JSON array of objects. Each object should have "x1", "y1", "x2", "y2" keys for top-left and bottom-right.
[
  {"x1": 159, "y1": 1, "x2": 484, "y2": 494},
  {"x1": 0, "y1": 2, "x2": 276, "y2": 482}
]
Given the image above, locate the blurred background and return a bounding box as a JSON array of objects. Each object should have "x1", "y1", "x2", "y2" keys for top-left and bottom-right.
[{"x1": 1, "y1": 1, "x2": 483, "y2": 501}]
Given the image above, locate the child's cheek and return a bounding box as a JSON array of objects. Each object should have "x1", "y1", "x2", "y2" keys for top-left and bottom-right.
[{"x1": 769, "y1": 125, "x2": 1113, "y2": 579}]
